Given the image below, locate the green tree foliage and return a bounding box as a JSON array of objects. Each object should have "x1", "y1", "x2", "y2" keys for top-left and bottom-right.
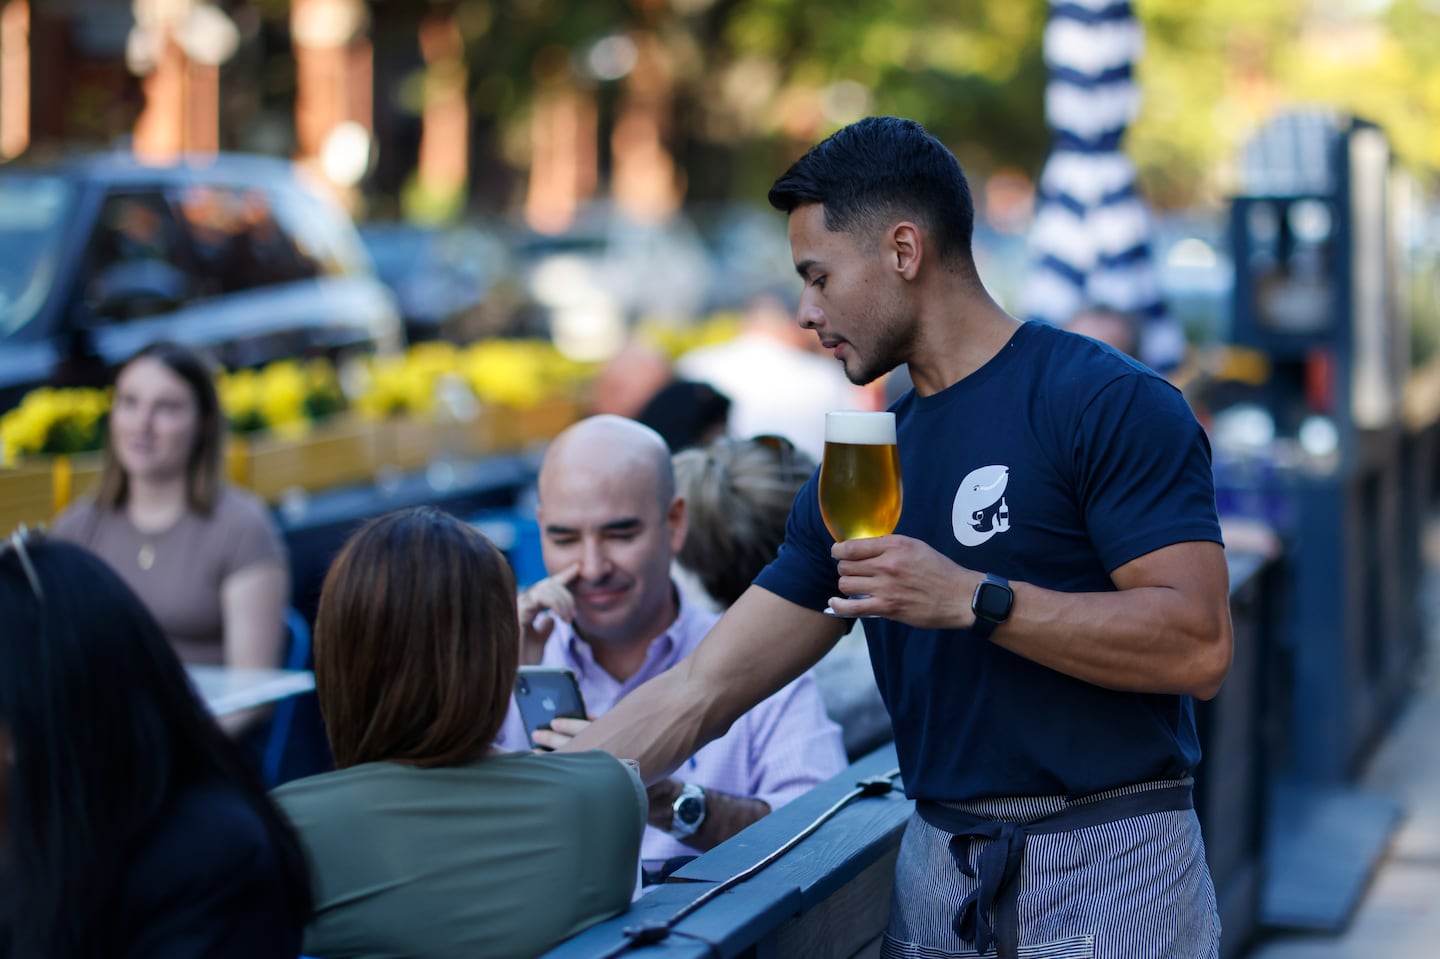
[
  {"x1": 1131, "y1": 0, "x2": 1440, "y2": 205},
  {"x1": 434, "y1": 0, "x2": 1437, "y2": 209},
  {"x1": 448, "y1": 0, "x2": 1050, "y2": 204}
]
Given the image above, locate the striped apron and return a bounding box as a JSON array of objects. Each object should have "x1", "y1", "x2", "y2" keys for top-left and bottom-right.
[{"x1": 881, "y1": 778, "x2": 1219, "y2": 959}]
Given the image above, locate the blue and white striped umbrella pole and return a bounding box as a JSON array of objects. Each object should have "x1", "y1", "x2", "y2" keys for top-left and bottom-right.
[{"x1": 1024, "y1": 0, "x2": 1186, "y2": 373}]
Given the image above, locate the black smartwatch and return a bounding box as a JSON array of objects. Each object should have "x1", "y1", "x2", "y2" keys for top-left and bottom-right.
[
  {"x1": 970, "y1": 573, "x2": 1013, "y2": 642},
  {"x1": 669, "y1": 783, "x2": 707, "y2": 840}
]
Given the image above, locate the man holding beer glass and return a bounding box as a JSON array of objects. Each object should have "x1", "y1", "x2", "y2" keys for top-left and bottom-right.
[
  {"x1": 567, "y1": 117, "x2": 1232, "y2": 959},
  {"x1": 818, "y1": 410, "x2": 902, "y2": 614}
]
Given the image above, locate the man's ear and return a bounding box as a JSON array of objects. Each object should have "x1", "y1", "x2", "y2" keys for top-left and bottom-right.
[
  {"x1": 891, "y1": 222, "x2": 922, "y2": 280},
  {"x1": 667, "y1": 495, "x2": 689, "y2": 554}
]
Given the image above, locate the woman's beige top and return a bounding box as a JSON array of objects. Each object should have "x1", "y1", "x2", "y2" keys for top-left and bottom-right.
[{"x1": 52, "y1": 485, "x2": 287, "y2": 665}]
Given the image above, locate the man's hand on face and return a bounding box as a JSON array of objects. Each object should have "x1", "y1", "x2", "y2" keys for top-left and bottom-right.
[
  {"x1": 516, "y1": 563, "x2": 581, "y2": 664},
  {"x1": 530, "y1": 714, "x2": 589, "y2": 752}
]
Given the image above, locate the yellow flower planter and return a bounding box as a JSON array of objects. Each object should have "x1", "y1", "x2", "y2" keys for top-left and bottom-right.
[
  {"x1": 0, "y1": 464, "x2": 59, "y2": 533},
  {"x1": 0, "y1": 453, "x2": 103, "y2": 533},
  {"x1": 230, "y1": 415, "x2": 384, "y2": 504},
  {"x1": 374, "y1": 412, "x2": 502, "y2": 472},
  {"x1": 0, "y1": 396, "x2": 585, "y2": 534},
  {"x1": 489, "y1": 396, "x2": 584, "y2": 452}
]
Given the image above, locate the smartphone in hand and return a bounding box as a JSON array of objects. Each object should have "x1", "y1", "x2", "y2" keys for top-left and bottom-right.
[{"x1": 514, "y1": 666, "x2": 587, "y2": 749}]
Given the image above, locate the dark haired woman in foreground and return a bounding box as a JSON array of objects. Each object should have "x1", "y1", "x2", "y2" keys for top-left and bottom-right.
[
  {"x1": 272, "y1": 506, "x2": 643, "y2": 959},
  {"x1": 0, "y1": 531, "x2": 310, "y2": 958}
]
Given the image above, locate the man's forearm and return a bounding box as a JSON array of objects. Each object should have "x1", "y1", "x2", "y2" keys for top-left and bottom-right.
[
  {"x1": 564, "y1": 587, "x2": 847, "y2": 782},
  {"x1": 648, "y1": 780, "x2": 770, "y2": 853},
  {"x1": 834, "y1": 536, "x2": 1231, "y2": 698},
  {"x1": 564, "y1": 661, "x2": 730, "y2": 785}
]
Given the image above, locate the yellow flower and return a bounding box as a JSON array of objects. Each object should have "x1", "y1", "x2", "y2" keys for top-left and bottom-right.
[
  {"x1": 0, "y1": 386, "x2": 110, "y2": 463},
  {"x1": 460, "y1": 339, "x2": 597, "y2": 409},
  {"x1": 257, "y1": 361, "x2": 311, "y2": 437},
  {"x1": 218, "y1": 368, "x2": 265, "y2": 432},
  {"x1": 635, "y1": 313, "x2": 742, "y2": 361}
]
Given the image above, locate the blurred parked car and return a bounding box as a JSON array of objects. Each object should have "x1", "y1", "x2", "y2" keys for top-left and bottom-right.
[
  {"x1": 358, "y1": 220, "x2": 541, "y2": 344},
  {"x1": 0, "y1": 151, "x2": 403, "y2": 413},
  {"x1": 690, "y1": 203, "x2": 797, "y2": 314},
  {"x1": 512, "y1": 202, "x2": 712, "y2": 360}
]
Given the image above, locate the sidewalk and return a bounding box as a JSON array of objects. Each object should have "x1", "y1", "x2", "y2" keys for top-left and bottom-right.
[{"x1": 1244, "y1": 521, "x2": 1440, "y2": 958}]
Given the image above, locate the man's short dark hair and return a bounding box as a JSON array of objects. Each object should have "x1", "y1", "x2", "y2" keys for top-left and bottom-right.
[{"x1": 768, "y1": 116, "x2": 976, "y2": 263}]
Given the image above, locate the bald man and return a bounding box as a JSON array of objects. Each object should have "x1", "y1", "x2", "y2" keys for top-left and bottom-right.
[{"x1": 494, "y1": 416, "x2": 846, "y2": 876}]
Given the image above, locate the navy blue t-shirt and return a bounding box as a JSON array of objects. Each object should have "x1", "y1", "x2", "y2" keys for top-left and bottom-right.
[{"x1": 755, "y1": 321, "x2": 1223, "y2": 802}]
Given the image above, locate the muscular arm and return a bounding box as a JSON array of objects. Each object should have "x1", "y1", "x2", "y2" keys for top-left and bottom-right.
[
  {"x1": 830, "y1": 537, "x2": 1233, "y2": 700},
  {"x1": 562, "y1": 586, "x2": 848, "y2": 784}
]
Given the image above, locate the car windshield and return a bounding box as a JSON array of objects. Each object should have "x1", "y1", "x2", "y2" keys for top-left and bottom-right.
[{"x1": 0, "y1": 173, "x2": 71, "y2": 339}]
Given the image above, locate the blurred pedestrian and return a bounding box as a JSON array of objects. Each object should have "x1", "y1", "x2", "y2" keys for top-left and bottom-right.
[
  {"x1": 51, "y1": 342, "x2": 289, "y2": 738},
  {"x1": 589, "y1": 338, "x2": 674, "y2": 419},
  {"x1": 671, "y1": 433, "x2": 814, "y2": 609},
  {"x1": 0, "y1": 530, "x2": 311, "y2": 959},
  {"x1": 271, "y1": 507, "x2": 643, "y2": 959},
  {"x1": 636, "y1": 379, "x2": 732, "y2": 452},
  {"x1": 1064, "y1": 304, "x2": 1141, "y2": 359},
  {"x1": 677, "y1": 289, "x2": 874, "y2": 461}
]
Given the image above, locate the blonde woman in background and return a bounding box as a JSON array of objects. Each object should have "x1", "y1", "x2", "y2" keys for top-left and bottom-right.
[
  {"x1": 671, "y1": 434, "x2": 815, "y2": 610},
  {"x1": 671, "y1": 433, "x2": 890, "y2": 759}
]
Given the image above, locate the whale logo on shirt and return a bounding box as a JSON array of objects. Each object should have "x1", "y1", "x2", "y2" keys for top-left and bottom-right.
[{"x1": 953, "y1": 465, "x2": 1011, "y2": 547}]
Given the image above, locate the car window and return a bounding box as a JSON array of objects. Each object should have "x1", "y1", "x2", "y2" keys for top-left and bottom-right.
[
  {"x1": 270, "y1": 178, "x2": 364, "y2": 277},
  {"x1": 79, "y1": 191, "x2": 194, "y2": 324},
  {"x1": 177, "y1": 184, "x2": 322, "y2": 294},
  {"x1": 0, "y1": 173, "x2": 71, "y2": 339}
]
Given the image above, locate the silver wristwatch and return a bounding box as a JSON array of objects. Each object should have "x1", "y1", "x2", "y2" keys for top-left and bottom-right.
[{"x1": 669, "y1": 782, "x2": 707, "y2": 840}]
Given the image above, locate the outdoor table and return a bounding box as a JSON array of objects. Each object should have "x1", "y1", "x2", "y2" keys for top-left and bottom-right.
[{"x1": 186, "y1": 665, "x2": 316, "y2": 717}]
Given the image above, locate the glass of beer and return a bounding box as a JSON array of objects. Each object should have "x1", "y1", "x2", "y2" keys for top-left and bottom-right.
[{"x1": 819, "y1": 411, "x2": 902, "y2": 615}]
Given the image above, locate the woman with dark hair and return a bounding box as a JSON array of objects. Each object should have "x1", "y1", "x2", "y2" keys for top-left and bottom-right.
[
  {"x1": 51, "y1": 341, "x2": 289, "y2": 735},
  {"x1": 635, "y1": 379, "x2": 732, "y2": 453},
  {"x1": 0, "y1": 529, "x2": 311, "y2": 958},
  {"x1": 272, "y1": 506, "x2": 644, "y2": 959}
]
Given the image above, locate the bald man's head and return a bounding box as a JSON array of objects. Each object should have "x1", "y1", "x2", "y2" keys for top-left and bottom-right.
[
  {"x1": 540, "y1": 415, "x2": 676, "y2": 506},
  {"x1": 534, "y1": 416, "x2": 687, "y2": 650}
]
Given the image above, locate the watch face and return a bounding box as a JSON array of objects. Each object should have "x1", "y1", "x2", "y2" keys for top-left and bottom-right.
[
  {"x1": 676, "y1": 796, "x2": 704, "y2": 826},
  {"x1": 975, "y1": 581, "x2": 1013, "y2": 621}
]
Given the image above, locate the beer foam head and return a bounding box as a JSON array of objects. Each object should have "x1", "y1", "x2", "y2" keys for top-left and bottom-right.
[{"x1": 825, "y1": 411, "x2": 897, "y2": 445}]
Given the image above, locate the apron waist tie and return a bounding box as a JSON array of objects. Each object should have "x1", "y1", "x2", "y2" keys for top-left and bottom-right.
[{"x1": 915, "y1": 783, "x2": 1194, "y2": 959}]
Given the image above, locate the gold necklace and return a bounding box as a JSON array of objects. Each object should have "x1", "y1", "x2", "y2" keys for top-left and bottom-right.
[{"x1": 137, "y1": 541, "x2": 156, "y2": 570}]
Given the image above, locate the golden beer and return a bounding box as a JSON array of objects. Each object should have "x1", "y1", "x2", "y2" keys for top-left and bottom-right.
[{"x1": 819, "y1": 412, "x2": 902, "y2": 542}]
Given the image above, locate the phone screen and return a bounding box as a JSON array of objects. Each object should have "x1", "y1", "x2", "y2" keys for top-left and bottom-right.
[{"x1": 514, "y1": 667, "x2": 587, "y2": 748}]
